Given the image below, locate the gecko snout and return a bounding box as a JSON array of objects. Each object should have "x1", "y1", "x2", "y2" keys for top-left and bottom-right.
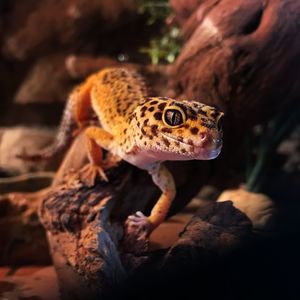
[
  {"x1": 200, "y1": 132, "x2": 207, "y2": 141},
  {"x1": 216, "y1": 112, "x2": 224, "y2": 131}
]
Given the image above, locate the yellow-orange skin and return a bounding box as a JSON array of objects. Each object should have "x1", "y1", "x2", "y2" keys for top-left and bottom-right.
[{"x1": 70, "y1": 68, "x2": 224, "y2": 236}]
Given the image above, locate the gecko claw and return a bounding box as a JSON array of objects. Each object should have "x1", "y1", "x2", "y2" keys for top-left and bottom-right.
[
  {"x1": 126, "y1": 211, "x2": 153, "y2": 239},
  {"x1": 79, "y1": 163, "x2": 108, "y2": 186}
]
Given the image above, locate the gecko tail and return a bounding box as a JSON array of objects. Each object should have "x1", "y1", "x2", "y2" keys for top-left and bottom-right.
[{"x1": 16, "y1": 98, "x2": 77, "y2": 162}]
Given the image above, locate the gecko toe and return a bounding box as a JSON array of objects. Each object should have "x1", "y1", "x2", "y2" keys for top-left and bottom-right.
[
  {"x1": 79, "y1": 163, "x2": 108, "y2": 186},
  {"x1": 126, "y1": 211, "x2": 153, "y2": 239}
]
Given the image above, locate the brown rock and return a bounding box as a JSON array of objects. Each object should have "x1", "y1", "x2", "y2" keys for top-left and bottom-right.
[
  {"x1": 14, "y1": 54, "x2": 73, "y2": 104},
  {"x1": 0, "y1": 127, "x2": 56, "y2": 174},
  {"x1": 65, "y1": 54, "x2": 169, "y2": 95},
  {"x1": 2, "y1": 0, "x2": 137, "y2": 60},
  {"x1": 217, "y1": 187, "x2": 276, "y2": 232},
  {"x1": 0, "y1": 190, "x2": 51, "y2": 265},
  {"x1": 0, "y1": 266, "x2": 59, "y2": 300},
  {"x1": 65, "y1": 55, "x2": 120, "y2": 79}
]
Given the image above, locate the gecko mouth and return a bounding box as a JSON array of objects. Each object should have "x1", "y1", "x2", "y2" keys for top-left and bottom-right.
[
  {"x1": 161, "y1": 132, "x2": 197, "y2": 147},
  {"x1": 161, "y1": 132, "x2": 222, "y2": 160}
]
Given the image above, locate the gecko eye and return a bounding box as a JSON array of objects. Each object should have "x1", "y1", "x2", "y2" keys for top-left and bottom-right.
[{"x1": 163, "y1": 107, "x2": 186, "y2": 127}]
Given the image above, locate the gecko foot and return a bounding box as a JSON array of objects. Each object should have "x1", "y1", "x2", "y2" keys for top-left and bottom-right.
[
  {"x1": 79, "y1": 163, "x2": 108, "y2": 186},
  {"x1": 125, "y1": 211, "x2": 153, "y2": 240}
]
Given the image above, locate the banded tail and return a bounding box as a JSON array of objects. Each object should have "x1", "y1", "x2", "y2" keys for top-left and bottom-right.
[{"x1": 17, "y1": 98, "x2": 77, "y2": 161}]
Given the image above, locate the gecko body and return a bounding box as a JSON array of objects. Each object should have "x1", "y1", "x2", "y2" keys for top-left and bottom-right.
[{"x1": 20, "y1": 68, "x2": 224, "y2": 236}]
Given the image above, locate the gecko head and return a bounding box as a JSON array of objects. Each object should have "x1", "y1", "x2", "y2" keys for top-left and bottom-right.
[{"x1": 132, "y1": 97, "x2": 224, "y2": 161}]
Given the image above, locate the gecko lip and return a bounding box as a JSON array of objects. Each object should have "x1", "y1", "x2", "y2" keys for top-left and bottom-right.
[
  {"x1": 161, "y1": 131, "x2": 221, "y2": 149},
  {"x1": 161, "y1": 132, "x2": 222, "y2": 159},
  {"x1": 161, "y1": 132, "x2": 197, "y2": 147}
]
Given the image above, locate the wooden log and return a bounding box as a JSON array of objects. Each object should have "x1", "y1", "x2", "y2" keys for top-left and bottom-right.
[
  {"x1": 169, "y1": 0, "x2": 300, "y2": 126},
  {"x1": 38, "y1": 133, "x2": 252, "y2": 299}
]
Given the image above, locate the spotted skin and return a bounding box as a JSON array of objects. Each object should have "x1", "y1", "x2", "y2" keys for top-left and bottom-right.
[{"x1": 20, "y1": 67, "x2": 224, "y2": 237}]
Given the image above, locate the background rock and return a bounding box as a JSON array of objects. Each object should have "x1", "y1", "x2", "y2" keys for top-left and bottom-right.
[
  {"x1": 0, "y1": 127, "x2": 56, "y2": 174},
  {"x1": 14, "y1": 54, "x2": 73, "y2": 104}
]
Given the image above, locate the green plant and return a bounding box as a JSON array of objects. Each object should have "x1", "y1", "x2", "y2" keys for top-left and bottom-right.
[
  {"x1": 137, "y1": 0, "x2": 182, "y2": 65},
  {"x1": 140, "y1": 27, "x2": 181, "y2": 64},
  {"x1": 137, "y1": 0, "x2": 170, "y2": 25}
]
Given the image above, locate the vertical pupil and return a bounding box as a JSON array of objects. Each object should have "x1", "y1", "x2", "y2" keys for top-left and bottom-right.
[
  {"x1": 171, "y1": 112, "x2": 177, "y2": 124},
  {"x1": 166, "y1": 110, "x2": 183, "y2": 126}
]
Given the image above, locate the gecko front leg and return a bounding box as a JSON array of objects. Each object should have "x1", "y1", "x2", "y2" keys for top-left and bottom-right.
[
  {"x1": 127, "y1": 163, "x2": 176, "y2": 238},
  {"x1": 80, "y1": 126, "x2": 115, "y2": 186}
]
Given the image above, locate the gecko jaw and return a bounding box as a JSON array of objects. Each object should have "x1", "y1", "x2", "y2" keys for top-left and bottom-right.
[{"x1": 160, "y1": 132, "x2": 222, "y2": 160}]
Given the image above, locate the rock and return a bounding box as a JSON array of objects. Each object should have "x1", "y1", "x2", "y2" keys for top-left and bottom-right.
[
  {"x1": 14, "y1": 54, "x2": 73, "y2": 104},
  {"x1": 217, "y1": 187, "x2": 276, "y2": 232},
  {"x1": 0, "y1": 127, "x2": 56, "y2": 174},
  {"x1": 2, "y1": 0, "x2": 137, "y2": 60},
  {"x1": 0, "y1": 190, "x2": 51, "y2": 265},
  {"x1": 65, "y1": 55, "x2": 120, "y2": 79},
  {"x1": 277, "y1": 125, "x2": 300, "y2": 174},
  {"x1": 0, "y1": 266, "x2": 59, "y2": 300}
]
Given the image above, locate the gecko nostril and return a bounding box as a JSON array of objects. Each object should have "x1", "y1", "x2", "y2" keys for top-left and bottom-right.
[{"x1": 200, "y1": 132, "x2": 206, "y2": 141}]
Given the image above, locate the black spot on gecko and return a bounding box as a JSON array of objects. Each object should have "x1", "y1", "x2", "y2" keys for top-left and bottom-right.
[
  {"x1": 189, "y1": 108, "x2": 197, "y2": 116},
  {"x1": 102, "y1": 73, "x2": 109, "y2": 84},
  {"x1": 190, "y1": 127, "x2": 199, "y2": 135},
  {"x1": 174, "y1": 103, "x2": 187, "y2": 114},
  {"x1": 162, "y1": 127, "x2": 172, "y2": 133},
  {"x1": 151, "y1": 125, "x2": 158, "y2": 135},
  {"x1": 158, "y1": 103, "x2": 166, "y2": 111},
  {"x1": 162, "y1": 138, "x2": 170, "y2": 147},
  {"x1": 199, "y1": 109, "x2": 208, "y2": 116},
  {"x1": 148, "y1": 106, "x2": 155, "y2": 112},
  {"x1": 210, "y1": 110, "x2": 218, "y2": 118},
  {"x1": 150, "y1": 100, "x2": 158, "y2": 105},
  {"x1": 189, "y1": 115, "x2": 197, "y2": 121},
  {"x1": 154, "y1": 112, "x2": 162, "y2": 120}
]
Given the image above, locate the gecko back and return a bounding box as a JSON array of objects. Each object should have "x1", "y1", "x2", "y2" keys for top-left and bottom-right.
[
  {"x1": 16, "y1": 68, "x2": 148, "y2": 161},
  {"x1": 90, "y1": 68, "x2": 148, "y2": 135}
]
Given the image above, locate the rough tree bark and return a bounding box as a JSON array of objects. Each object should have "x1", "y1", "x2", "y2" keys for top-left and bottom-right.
[
  {"x1": 36, "y1": 133, "x2": 252, "y2": 299},
  {"x1": 169, "y1": 0, "x2": 300, "y2": 126}
]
